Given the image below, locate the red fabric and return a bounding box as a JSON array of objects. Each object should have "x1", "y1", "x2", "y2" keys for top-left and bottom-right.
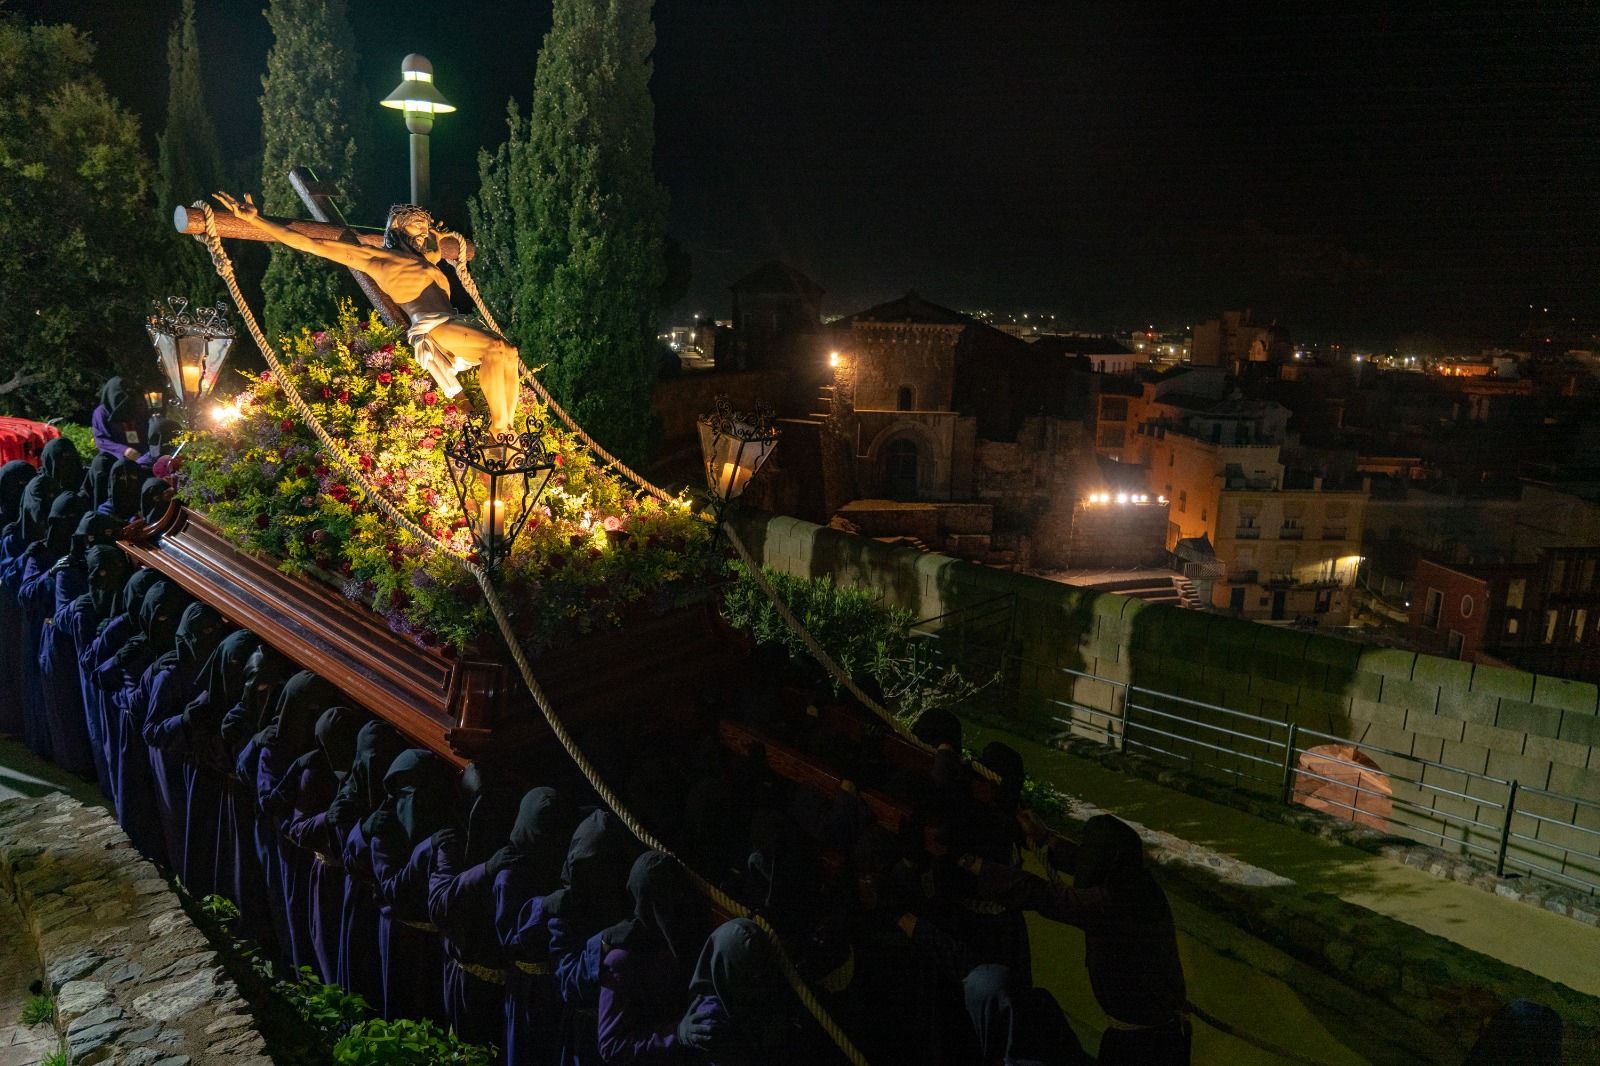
[{"x1": 0, "y1": 418, "x2": 58, "y2": 465}]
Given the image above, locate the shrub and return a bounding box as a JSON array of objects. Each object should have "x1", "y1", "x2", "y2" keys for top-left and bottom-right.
[
  {"x1": 332, "y1": 1018, "x2": 496, "y2": 1065},
  {"x1": 277, "y1": 967, "x2": 370, "y2": 1042},
  {"x1": 20, "y1": 994, "x2": 53, "y2": 1026},
  {"x1": 53, "y1": 421, "x2": 96, "y2": 462}
]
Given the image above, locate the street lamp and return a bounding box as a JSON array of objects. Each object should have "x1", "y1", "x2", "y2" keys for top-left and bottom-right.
[
  {"x1": 381, "y1": 53, "x2": 455, "y2": 207},
  {"x1": 697, "y1": 395, "x2": 780, "y2": 527},
  {"x1": 146, "y1": 298, "x2": 235, "y2": 413},
  {"x1": 443, "y1": 415, "x2": 555, "y2": 571}
]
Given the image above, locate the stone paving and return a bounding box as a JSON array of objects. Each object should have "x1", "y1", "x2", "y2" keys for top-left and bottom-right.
[
  {"x1": 0, "y1": 882, "x2": 58, "y2": 1066},
  {"x1": 0, "y1": 792, "x2": 272, "y2": 1066}
]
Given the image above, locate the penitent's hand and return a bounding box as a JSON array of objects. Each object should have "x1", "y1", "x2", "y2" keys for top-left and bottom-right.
[{"x1": 213, "y1": 191, "x2": 260, "y2": 225}]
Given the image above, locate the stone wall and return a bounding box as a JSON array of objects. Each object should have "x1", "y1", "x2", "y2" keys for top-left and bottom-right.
[
  {"x1": 0, "y1": 793, "x2": 271, "y2": 1066},
  {"x1": 732, "y1": 510, "x2": 1600, "y2": 890}
]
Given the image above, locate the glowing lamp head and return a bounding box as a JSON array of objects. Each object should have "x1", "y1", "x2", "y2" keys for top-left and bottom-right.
[
  {"x1": 382, "y1": 54, "x2": 456, "y2": 133},
  {"x1": 698, "y1": 395, "x2": 780, "y2": 510},
  {"x1": 147, "y1": 298, "x2": 235, "y2": 410},
  {"x1": 829, "y1": 351, "x2": 841, "y2": 368},
  {"x1": 442, "y1": 416, "x2": 555, "y2": 572}
]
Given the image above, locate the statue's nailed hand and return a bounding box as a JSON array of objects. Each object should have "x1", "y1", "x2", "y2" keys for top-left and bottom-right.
[{"x1": 213, "y1": 191, "x2": 260, "y2": 225}]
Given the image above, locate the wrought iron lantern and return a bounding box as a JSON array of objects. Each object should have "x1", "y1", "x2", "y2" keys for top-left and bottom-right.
[
  {"x1": 144, "y1": 388, "x2": 165, "y2": 413},
  {"x1": 146, "y1": 298, "x2": 235, "y2": 410},
  {"x1": 443, "y1": 416, "x2": 556, "y2": 570},
  {"x1": 697, "y1": 395, "x2": 780, "y2": 521}
]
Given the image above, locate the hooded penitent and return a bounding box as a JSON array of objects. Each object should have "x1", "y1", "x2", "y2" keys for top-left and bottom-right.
[
  {"x1": 607, "y1": 851, "x2": 709, "y2": 978},
  {"x1": 545, "y1": 810, "x2": 640, "y2": 929},
  {"x1": 110, "y1": 578, "x2": 189, "y2": 670},
  {"x1": 502, "y1": 786, "x2": 580, "y2": 893},
  {"x1": 106, "y1": 459, "x2": 144, "y2": 520},
  {"x1": 147, "y1": 415, "x2": 181, "y2": 460},
  {"x1": 41, "y1": 491, "x2": 89, "y2": 561},
  {"x1": 15, "y1": 474, "x2": 60, "y2": 546},
  {"x1": 140, "y1": 477, "x2": 173, "y2": 524},
  {"x1": 82, "y1": 544, "x2": 131, "y2": 623},
  {"x1": 686, "y1": 918, "x2": 793, "y2": 1059},
  {"x1": 311, "y1": 706, "x2": 368, "y2": 778},
  {"x1": 1463, "y1": 999, "x2": 1563, "y2": 1066},
  {"x1": 183, "y1": 629, "x2": 260, "y2": 735},
  {"x1": 460, "y1": 762, "x2": 520, "y2": 868},
  {"x1": 163, "y1": 601, "x2": 229, "y2": 672},
  {"x1": 85, "y1": 452, "x2": 115, "y2": 510},
  {"x1": 71, "y1": 511, "x2": 122, "y2": 567},
  {"x1": 237, "y1": 644, "x2": 297, "y2": 739},
  {"x1": 979, "y1": 741, "x2": 1026, "y2": 810},
  {"x1": 99, "y1": 376, "x2": 140, "y2": 425},
  {"x1": 375, "y1": 748, "x2": 458, "y2": 849},
  {"x1": 1071, "y1": 815, "x2": 1148, "y2": 893},
  {"x1": 336, "y1": 720, "x2": 407, "y2": 818},
  {"x1": 39, "y1": 438, "x2": 83, "y2": 499},
  {"x1": 265, "y1": 671, "x2": 342, "y2": 757},
  {"x1": 0, "y1": 460, "x2": 35, "y2": 526}
]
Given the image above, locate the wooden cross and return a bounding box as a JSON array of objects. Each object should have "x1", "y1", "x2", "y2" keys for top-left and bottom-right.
[{"x1": 172, "y1": 166, "x2": 475, "y2": 329}]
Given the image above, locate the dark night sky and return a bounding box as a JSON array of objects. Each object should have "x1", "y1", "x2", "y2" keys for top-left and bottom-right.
[{"x1": 11, "y1": 0, "x2": 1600, "y2": 346}]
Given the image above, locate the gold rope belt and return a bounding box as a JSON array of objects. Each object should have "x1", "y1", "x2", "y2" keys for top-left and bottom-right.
[
  {"x1": 514, "y1": 960, "x2": 553, "y2": 977},
  {"x1": 394, "y1": 917, "x2": 439, "y2": 933},
  {"x1": 314, "y1": 851, "x2": 344, "y2": 869},
  {"x1": 457, "y1": 960, "x2": 508, "y2": 986}
]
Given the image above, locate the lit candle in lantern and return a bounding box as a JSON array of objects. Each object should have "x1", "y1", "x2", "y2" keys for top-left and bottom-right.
[
  {"x1": 479, "y1": 498, "x2": 506, "y2": 540},
  {"x1": 719, "y1": 461, "x2": 737, "y2": 499},
  {"x1": 180, "y1": 362, "x2": 203, "y2": 398}
]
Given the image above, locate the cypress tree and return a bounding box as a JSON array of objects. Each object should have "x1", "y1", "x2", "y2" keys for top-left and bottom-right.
[
  {"x1": 156, "y1": 0, "x2": 225, "y2": 305},
  {"x1": 470, "y1": 0, "x2": 666, "y2": 465},
  {"x1": 258, "y1": 0, "x2": 366, "y2": 343}
]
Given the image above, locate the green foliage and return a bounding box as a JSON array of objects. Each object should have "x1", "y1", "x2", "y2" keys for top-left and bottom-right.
[
  {"x1": 0, "y1": 15, "x2": 165, "y2": 416},
  {"x1": 720, "y1": 562, "x2": 917, "y2": 684},
  {"x1": 20, "y1": 993, "x2": 54, "y2": 1026},
  {"x1": 332, "y1": 1018, "x2": 496, "y2": 1066},
  {"x1": 873, "y1": 642, "x2": 995, "y2": 723},
  {"x1": 178, "y1": 303, "x2": 719, "y2": 651},
  {"x1": 470, "y1": 0, "x2": 666, "y2": 467},
  {"x1": 157, "y1": 0, "x2": 226, "y2": 306},
  {"x1": 258, "y1": 0, "x2": 366, "y2": 344},
  {"x1": 53, "y1": 422, "x2": 96, "y2": 462},
  {"x1": 279, "y1": 966, "x2": 370, "y2": 1042},
  {"x1": 1020, "y1": 775, "x2": 1068, "y2": 821},
  {"x1": 40, "y1": 1045, "x2": 68, "y2": 1066},
  {"x1": 200, "y1": 892, "x2": 242, "y2": 925}
]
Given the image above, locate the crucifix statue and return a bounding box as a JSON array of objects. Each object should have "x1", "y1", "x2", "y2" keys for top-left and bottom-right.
[{"x1": 207, "y1": 190, "x2": 521, "y2": 435}]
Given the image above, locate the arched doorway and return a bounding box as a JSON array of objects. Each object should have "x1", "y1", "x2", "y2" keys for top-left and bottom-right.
[
  {"x1": 1292, "y1": 744, "x2": 1392, "y2": 830},
  {"x1": 884, "y1": 438, "x2": 920, "y2": 499}
]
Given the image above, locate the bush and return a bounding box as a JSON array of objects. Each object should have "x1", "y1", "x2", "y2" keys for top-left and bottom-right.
[
  {"x1": 277, "y1": 967, "x2": 370, "y2": 1042},
  {"x1": 20, "y1": 993, "x2": 53, "y2": 1026},
  {"x1": 332, "y1": 1018, "x2": 496, "y2": 1066},
  {"x1": 52, "y1": 421, "x2": 96, "y2": 462}
]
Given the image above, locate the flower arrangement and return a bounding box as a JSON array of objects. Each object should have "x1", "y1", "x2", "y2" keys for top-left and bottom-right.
[{"x1": 178, "y1": 303, "x2": 720, "y2": 653}]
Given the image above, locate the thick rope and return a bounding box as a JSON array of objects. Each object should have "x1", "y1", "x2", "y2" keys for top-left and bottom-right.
[{"x1": 196, "y1": 204, "x2": 872, "y2": 1066}]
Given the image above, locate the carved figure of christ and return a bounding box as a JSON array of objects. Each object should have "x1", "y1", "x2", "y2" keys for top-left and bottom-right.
[{"x1": 211, "y1": 192, "x2": 521, "y2": 434}]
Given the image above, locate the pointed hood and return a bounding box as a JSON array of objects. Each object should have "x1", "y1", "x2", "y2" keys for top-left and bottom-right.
[
  {"x1": 0, "y1": 460, "x2": 36, "y2": 524},
  {"x1": 265, "y1": 670, "x2": 340, "y2": 756},
  {"x1": 378, "y1": 748, "x2": 457, "y2": 848},
  {"x1": 107, "y1": 459, "x2": 144, "y2": 520},
  {"x1": 183, "y1": 628, "x2": 259, "y2": 735},
  {"x1": 337, "y1": 720, "x2": 407, "y2": 817},
  {"x1": 85, "y1": 452, "x2": 115, "y2": 510},
  {"x1": 140, "y1": 477, "x2": 174, "y2": 524},
  {"x1": 17, "y1": 474, "x2": 60, "y2": 545},
  {"x1": 40, "y1": 438, "x2": 83, "y2": 498},
  {"x1": 504, "y1": 787, "x2": 579, "y2": 894},
  {"x1": 99, "y1": 376, "x2": 141, "y2": 424}
]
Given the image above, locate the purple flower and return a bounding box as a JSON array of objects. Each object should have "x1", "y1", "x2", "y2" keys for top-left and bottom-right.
[
  {"x1": 412, "y1": 568, "x2": 437, "y2": 591},
  {"x1": 362, "y1": 349, "x2": 392, "y2": 370}
]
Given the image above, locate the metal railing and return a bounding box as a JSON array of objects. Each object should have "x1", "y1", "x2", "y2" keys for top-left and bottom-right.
[{"x1": 972, "y1": 643, "x2": 1600, "y2": 889}]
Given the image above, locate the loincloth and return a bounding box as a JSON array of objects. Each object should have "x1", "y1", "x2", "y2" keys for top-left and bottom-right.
[{"x1": 407, "y1": 312, "x2": 481, "y2": 398}]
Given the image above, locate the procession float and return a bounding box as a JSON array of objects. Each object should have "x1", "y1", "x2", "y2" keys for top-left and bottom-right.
[{"x1": 128, "y1": 169, "x2": 1003, "y2": 1065}]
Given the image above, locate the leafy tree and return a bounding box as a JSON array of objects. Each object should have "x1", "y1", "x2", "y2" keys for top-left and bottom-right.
[
  {"x1": 0, "y1": 16, "x2": 165, "y2": 417},
  {"x1": 470, "y1": 0, "x2": 666, "y2": 465},
  {"x1": 157, "y1": 0, "x2": 226, "y2": 305},
  {"x1": 258, "y1": 0, "x2": 366, "y2": 345}
]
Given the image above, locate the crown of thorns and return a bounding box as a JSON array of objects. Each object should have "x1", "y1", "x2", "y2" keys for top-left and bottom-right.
[{"x1": 386, "y1": 204, "x2": 434, "y2": 229}]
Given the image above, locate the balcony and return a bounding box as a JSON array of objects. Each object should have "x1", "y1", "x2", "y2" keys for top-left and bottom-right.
[
  {"x1": 1321, "y1": 527, "x2": 1349, "y2": 541},
  {"x1": 1234, "y1": 526, "x2": 1261, "y2": 539},
  {"x1": 1279, "y1": 526, "x2": 1304, "y2": 540}
]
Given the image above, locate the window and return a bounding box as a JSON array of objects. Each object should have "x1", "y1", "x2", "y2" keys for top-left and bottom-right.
[
  {"x1": 1575, "y1": 609, "x2": 1590, "y2": 642},
  {"x1": 1201, "y1": 508, "x2": 1208, "y2": 523},
  {"x1": 1551, "y1": 559, "x2": 1567, "y2": 590},
  {"x1": 1168, "y1": 451, "x2": 1175, "y2": 467},
  {"x1": 1178, "y1": 490, "x2": 1187, "y2": 513},
  {"x1": 896, "y1": 385, "x2": 915, "y2": 412},
  {"x1": 1584, "y1": 559, "x2": 1598, "y2": 590},
  {"x1": 1506, "y1": 618, "x2": 1519, "y2": 635},
  {"x1": 1447, "y1": 631, "x2": 1465, "y2": 659},
  {"x1": 1422, "y1": 589, "x2": 1442, "y2": 629},
  {"x1": 1544, "y1": 610, "x2": 1559, "y2": 643},
  {"x1": 1101, "y1": 397, "x2": 1128, "y2": 421},
  {"x1": 1460, "y1": 595, "x2": 1474, "y2": 619},
  {"x1": 1505, "y1": 579, "x2": 1525, "y2": 609}
]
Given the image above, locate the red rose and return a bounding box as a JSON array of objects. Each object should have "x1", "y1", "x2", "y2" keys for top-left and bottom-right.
[
  {"x1": 380, "y1": 344, "x2": 395, "y2": 354},
  {"x1": 377, "y1": 372, "x2": 393, "y2": 385},
  {"x1": 420, "y1": 439, "x2": 436, "y2": 451},
  {"x1": 223, "y1": 486, "x2": 238, "y2": 501},
  {"x1": 320, "y1": 386, "x2": 332, "y2": 400},
  {"x1": 254, "y1": 513, "x2": 269, "y2": 529},
  {"x1": 331, "y1": 485, "x2": 349, "y2": 501},
  {"x1": 358, "y1": 455, "x2": 373, "y2": 470},
  {"x1": 337, "y1": 389, "x2": 350, "y2": 404},
  {"x1": 340, "y1": 561, "x2": 353, "y2": 576},
  {"x1": 294, "y1": 465, "x2": 309, "y2": 477},
  {"x1": 385, "y1": 543, "x2": 400, "y2": 554},
  {"x1": 554, "y1": 453, "x2": 565, "y2": 467},
  {"x1": 260, "y1": 371, "x2": 274, "y2": 384},
  {"x1": 429, "y1": 427, "x2": 443, "y2": 438},
  {"x1": 314, "y1": 464, "x2": 328, "y2": 477},
  {"x1": 423, "y1": 391, "x2": 439, "y2": 406},
  {"x1": 397, "y1": 364, "x2": 413, "y2": 376},
  {"x1": 444, "y1": 404, "x2": 458, "y2": 415},
  {"x1": 280, "y1": 418, "x2": 294, "y2": 432}
]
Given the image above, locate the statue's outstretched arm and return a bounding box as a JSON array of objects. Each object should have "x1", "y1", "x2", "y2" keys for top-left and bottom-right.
[{"x1": 213, "y1": 191, "x2": 379, "y2": 272}]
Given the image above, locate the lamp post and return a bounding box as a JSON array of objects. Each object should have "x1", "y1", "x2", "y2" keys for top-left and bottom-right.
[
  {"x1": 145, "y1": 298, "x2": 236, "y2": 415},
  {"x1": 443, "y1": 416, "x2": 555, "y2": 572},
  {"x1": 381, "y1": 54, "x2": 456, "y2": 208},
  {"x1": 697, "y1": 395, "x2": 780, "y2": 531}
]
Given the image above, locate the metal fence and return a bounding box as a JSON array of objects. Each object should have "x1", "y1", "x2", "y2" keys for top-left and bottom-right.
[{"x1": 905, "y1": 597, "x2": 1600, "y2": 895}]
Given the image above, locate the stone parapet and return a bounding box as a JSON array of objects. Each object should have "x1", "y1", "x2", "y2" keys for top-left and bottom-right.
[{"x1": 0, "y1": 793, "x2": 272, "y2": 1066}]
